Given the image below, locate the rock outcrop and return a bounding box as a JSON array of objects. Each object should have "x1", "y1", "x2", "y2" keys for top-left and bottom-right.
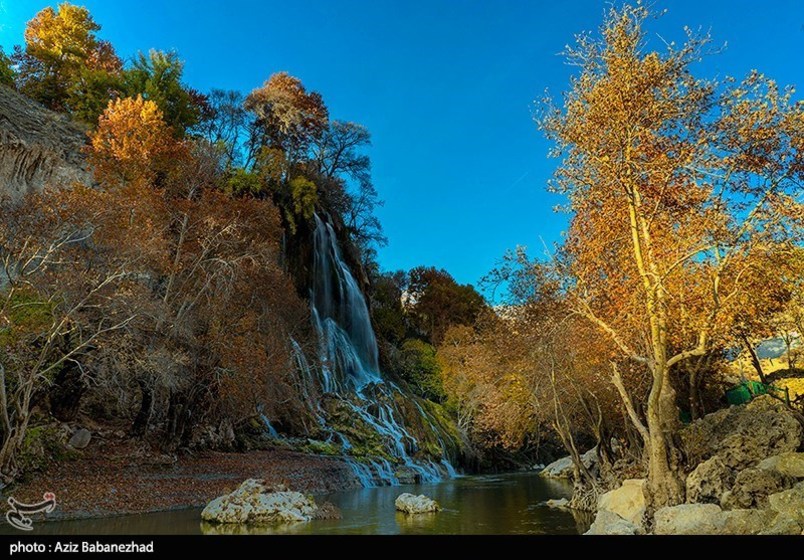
[
  {"x1": 596, "y1": 478, "x2": 647, "y2": 527},
  {"x1": 0, "y1": 85, "x2": 92, "y2": 202},
  {"x1": 201, "y1": 479, "x2": 320, "y2": 525},
  {"x1": 585, "y1": 509, "x2": 642, "y2": 535},
  {"x1": 680, "y1": 396, "x2": 802, "y2": 470},
  {"x1": 394, "y1": 493, "x2": 441, "y2": 514}
]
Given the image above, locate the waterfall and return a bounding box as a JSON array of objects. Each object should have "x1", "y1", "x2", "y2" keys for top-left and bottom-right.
[{"x1": 290, "y1": 213, "x2": 459, "y2": 487}]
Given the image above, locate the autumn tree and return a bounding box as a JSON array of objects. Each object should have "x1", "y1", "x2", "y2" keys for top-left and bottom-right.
[
  {"x1": 407, "y1": 267, "x2": 487, "y2": 345},
  {"x1": 12, "y1": 2, "x2": 123, "y2": 119},
  {"x1": 245, "y1": 72, "x2": 329, "y2": 165},
  {"x1": 540, "y1": 4, "x2": 803, "y2": 506},
  {"x1": 89, "y1": 95, "x2": 177, "y2": 186}
]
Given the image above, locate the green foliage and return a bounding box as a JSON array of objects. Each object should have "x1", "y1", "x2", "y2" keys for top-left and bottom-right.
[
  {"x1": 289, "y1": 176, "x2": 318, "y2": 221},
  {"x1": 0, "y1": 48, "x2": 15, "y2": 88},
  {"x1": 399, "y1": 339, "x2": 446, "y2": 402},
  {"x1": 225, "y1": 168, "x2": 264, "y2": 197},
  {"x1": 0, "y1": 291, "x2": 55, "y2": 347},
  {"x1": 66, "y1": 65, "x2": 123, "y2": 124},
  {"x1": 123, "y1": 50, "x2": 202, "y2": 135}
]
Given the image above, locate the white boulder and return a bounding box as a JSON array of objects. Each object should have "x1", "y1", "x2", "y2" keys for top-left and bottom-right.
[
  {"x1": 394, "y1": 493, "x2": 441, "y2": 514},
  {"x1": 201, "y1": 479, "x2": 318, "y2": 525}
]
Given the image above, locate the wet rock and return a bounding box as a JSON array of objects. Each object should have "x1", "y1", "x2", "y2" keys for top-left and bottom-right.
[
  {"x1": 202, "y1": 479, "x2": 318, "y2": 524},
  {"x1": 584, "y1": 510, "x2": 642, "y2": 535},
  {"x1": 545, "y1": 498, "x2": 569, "y2": 508},
  {"x1": 686, "y1": 456, "x2": 732, "y2": 505},
  {"x1": 721, "y1": 467, "x2": 794, "y2": 510},
  {"x1": 597, "y1": 479, "x2": 647, "y2": 527},
  {"x1": 654, "y1": 503, "x2": 723, "y2": 535},
  {"x1": 68, "y1": 428, "x2": 91, "y2": 450},
  {"x1": 768, "y1": 481, "x2": 804, "y2": 522},
  {"x1": 394, "y1": 493, "x2": 441, "y2": 514}
]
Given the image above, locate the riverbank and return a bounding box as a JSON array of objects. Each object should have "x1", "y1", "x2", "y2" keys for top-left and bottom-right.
[{"x1": 4, "y1": 441, "x2": 362, "y2": 521}]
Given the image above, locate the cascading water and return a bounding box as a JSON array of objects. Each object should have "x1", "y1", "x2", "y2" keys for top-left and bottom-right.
[{"x1": 290, "y1": 213, "x2": 459, "y2": 486}]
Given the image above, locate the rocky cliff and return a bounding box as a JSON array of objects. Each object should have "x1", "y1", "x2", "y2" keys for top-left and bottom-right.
[{"x1": 0, "y1": 85, "x2": 92, "y2": 201}]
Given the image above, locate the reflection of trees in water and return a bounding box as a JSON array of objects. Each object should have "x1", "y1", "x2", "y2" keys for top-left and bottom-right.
[
  {"x1": 568, "y1": 509, "x2": 594, "y2": 535},
  {"x1": 395, "y1": 512, "x2": 439, "y2": 533}
]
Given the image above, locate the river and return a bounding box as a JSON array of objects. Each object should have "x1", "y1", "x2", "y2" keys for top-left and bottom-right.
[{"x1": 9, "y1": 472, "x2": 591, "y2": 535}]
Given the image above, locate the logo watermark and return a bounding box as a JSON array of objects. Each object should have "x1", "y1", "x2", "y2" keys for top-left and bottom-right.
[{"x1": 5, "y1": 492, "x2": 56, "y2": 531}]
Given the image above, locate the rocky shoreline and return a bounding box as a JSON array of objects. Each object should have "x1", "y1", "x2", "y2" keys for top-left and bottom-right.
[
  {"x1": 3, "y1": 445, "x2": 362, "y2": 522},
  {"x1": 573, "y1": 396, "x2": 804, "y2": 535}
]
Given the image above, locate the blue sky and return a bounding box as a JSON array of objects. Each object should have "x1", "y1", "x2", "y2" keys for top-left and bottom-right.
[{"x1": 1, "y1": 1, "x2": 803, "y2": 288}]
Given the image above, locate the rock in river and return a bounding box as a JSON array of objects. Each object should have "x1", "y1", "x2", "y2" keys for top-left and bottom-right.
[
  {"x1": 202, "y1": 479, "x2": 319, "y2": 524},
  {"x1": 395, "y1": 493, "x2": 441, "y2": 514}
]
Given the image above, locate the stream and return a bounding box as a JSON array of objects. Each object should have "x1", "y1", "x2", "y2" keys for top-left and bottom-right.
[{"x1": 11, "y1": 472, "x2": 591, "y2": 535}]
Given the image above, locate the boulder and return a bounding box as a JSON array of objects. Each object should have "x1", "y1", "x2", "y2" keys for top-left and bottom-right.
[
  {"x1": 540, "y1": 447, "x2": 597, "y2": 479},
  {"x1": 770, "y1": 453, "x2": 804, "y2": 478},
  {"x1": 67, "y1": 428, "x2": 91, "y2": 450},
  {"x1": 201, "y1": 479, "x2": 319, "y2": 524},
  {"x1": 721, "y1": 467, "x2": 794, "y2": 510},
  {"x1": 768, "y1": 481, "x2": 804, "y2": 522},
  {"x1": 545, "y1": 498, "x2": 569, "y2": 508},
  {"x1": 680, "y1": 396, "x2": 802, "y2": 470},
  {"x1": 394, "y1": 493, "x2": 441, "y2": 515},
  {"x1": 759, "y1": 514, "x2": 802, "y2": 535},
  {"x1": 718, "y1": 508, "x2": 775, "y2": 535},
  {"x1": 686, "y1": 456, "x2": 732, "y2": 505},
  {"x1": 584, "y1": 510, "x2": 642, "y2": 535},
  {"x1": 597, "y1": 479, "x2": 647, "y2": 527},
  {"x1": 654, "y1": 503, "x2": 723, "y2": 535}
]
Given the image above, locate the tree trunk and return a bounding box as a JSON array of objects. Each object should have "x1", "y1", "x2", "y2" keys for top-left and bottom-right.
[
  {"x1": 645, "y1": 365, "x2": 685, "y2": 507},
  {"x1": 132, "y1": 379, "x2": 153, "y2": 436},
  {"x1": 50, "y1": 362, "x2": 84, "y2": 421},
  {"x1": 740, "y1": 331, "x2": 766, "y2": 383}
]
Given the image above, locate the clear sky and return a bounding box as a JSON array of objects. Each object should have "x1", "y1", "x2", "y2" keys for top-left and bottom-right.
[{"x1": 1, "y1": 1, "x2": 803, "y2": 288}]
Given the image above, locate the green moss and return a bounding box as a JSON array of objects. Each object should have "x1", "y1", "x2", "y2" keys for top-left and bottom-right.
[
  {"x1": 302, "y1": 439, "x2": 340, "y2": 456},
  {"x1": 18, "y1": 425, "x2": 68, "y2": 478}
]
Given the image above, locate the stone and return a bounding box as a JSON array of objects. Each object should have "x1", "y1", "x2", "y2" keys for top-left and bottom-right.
[
  {"x1": 680, "y1": 396, "x2": 802, "y2": 470},
  {"x1": 597, "y1": 479, "x2": 647, "y2": 527},
  {"x1": 67, "y1": 428, "x2": 91, "y2": 450},
  {"x1": 394, "y1": 493, "x2": 441, "y2": 515},
  {"x1": 584, "y1": 510, "x2": 642, "y2": 535},
  {"x1": 718, "y1": 509, "x2": 775, "y2": 535},
  {"x1": 545, "y1": 498, "x2": 569, "y2": 508},
  {"x1": 654, "y1": 503, "x2": 723, "y2": 535},
  {"x1": 540, "y1": 447, "x2": 597, "y2": 479},
  {"x1": 721, "y1": 467, "x2": 793, "y2": 510},
  {"x1": 201, "y1": 479, "x2": 319, "y2": 524},
  {"x1": 771, "y1": 453, "x2": 804, "y2": 478},
  {"x1": 686, "y1": 456, "x2": 732, "y2": 505},
  {"x1": 0, "y1": 85, "x2": 93, "y2": 203},
  {"x1": 759, "y1": 514, "x2": 802, "y2": 535},
  {"x1": 768, "y1": 481, "x2": 804, "y2": 522}
]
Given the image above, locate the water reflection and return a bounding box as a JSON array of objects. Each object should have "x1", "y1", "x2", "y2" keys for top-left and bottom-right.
[{"x1": 10, "y1": 472, "x2": 587, "y2": 536}]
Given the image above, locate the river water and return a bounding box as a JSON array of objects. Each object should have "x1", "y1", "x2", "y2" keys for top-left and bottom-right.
[{"x1": 11, "y1": 472, "x2": 590, "y2": 535}]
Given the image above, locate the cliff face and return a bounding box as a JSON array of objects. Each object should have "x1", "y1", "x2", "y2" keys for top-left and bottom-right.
[{"x1": 0, "y1": 85, "x2": 92, "y2": 201}]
